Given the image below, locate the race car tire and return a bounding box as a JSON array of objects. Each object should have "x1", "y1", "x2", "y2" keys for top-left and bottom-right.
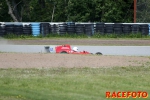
[
  {"x1": 60, "y1": 51, "x2": 68, "y2": 54},
  {"x1": 95, "y1": 52, "x2": 102, "y2": 55}
]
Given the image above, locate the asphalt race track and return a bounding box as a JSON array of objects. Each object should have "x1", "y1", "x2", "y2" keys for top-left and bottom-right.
[{"x1": 0, "y1": 45, "x2": 150, "y2": 56}]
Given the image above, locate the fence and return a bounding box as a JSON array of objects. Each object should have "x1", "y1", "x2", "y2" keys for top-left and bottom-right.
[{"x1": 0, "y1": 22, "x2": 150, "y2": 37}]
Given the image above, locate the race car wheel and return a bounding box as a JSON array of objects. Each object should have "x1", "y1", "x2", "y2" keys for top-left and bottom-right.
[
  {"x1": 96, "y1": 52, "x2": 102, "y2": 55},
  {"x1": 60, "y1": 51, "x2": 68, "y2": 54}
]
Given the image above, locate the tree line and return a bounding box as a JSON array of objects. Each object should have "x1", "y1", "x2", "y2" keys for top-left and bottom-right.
[{"x1": 0, "y1": 0, "x2": 133, "y2": 22}]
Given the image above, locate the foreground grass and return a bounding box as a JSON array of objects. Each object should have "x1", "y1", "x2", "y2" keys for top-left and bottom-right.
[{"x1": 0, "y1": 66, "x2": 150, "y2": 100}]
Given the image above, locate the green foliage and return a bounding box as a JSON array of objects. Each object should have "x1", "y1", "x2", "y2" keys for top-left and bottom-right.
[
  {"x1": 1, "y1": 0, "x2": 133, "y2": 22},
  {"x1": 0, "y1": 1, "x2": 12, "y2": 21},
  {"x1": 3, "y1": 32, "x2": 150, "y2": 39},
  {"x1": 92, "y1": 32, "x2": 150, "y2": 38},
  {"x1": 100, "y1": 0, "x2": 133, "y2": 22},
  {"x1": 4, "y1": 33, "x2": 18, "y2": 39},
  {"x1": 137, "y1": 0, "x2": 150, "y2": 22},
  {"x1": 4, "y1": 33, "x2": 35, "y2": 39},
  {"x1": 4, "y1": 33, "x2": 88, "y2": 39},
  {"x1": 46, "y1": 33, "x2": 88, "y2": 38},
  {"x1": 23, "y1": 0, "x2": 54, "y2": 22}
]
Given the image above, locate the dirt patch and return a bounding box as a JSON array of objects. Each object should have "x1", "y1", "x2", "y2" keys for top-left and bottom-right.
[{"x1": 0, "y1": 53, "x2": 149, "y2": 68}]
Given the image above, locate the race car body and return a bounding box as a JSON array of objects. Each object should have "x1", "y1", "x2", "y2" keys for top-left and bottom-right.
[
  {"x1": 45, "y1": 44, "x2": 102, "y2": 55},
  {"x1": 55, "y1": 44, "x2": 91, "y2": 54}
]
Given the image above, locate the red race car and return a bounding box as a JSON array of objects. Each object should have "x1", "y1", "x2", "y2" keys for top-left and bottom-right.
[{"x1": 45, "y1": 44, "x2": 102, "y2": 55}]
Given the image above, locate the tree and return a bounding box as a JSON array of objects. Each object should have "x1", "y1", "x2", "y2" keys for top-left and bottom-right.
[
  {"x1": 2, "y1": 0, "x2": 133, "y2": 22},
  {"x1": 26, "y1": 0, "x2": 54, "y2": 22},
  {"x1": 102, "y1": 0, "x2": 133, "y2": 22},
  {"x1": 136, "y1": 0, "x2": 150, "y2": 22},
  {"x1": 0, "y1": 1, "x2": 11, "y2": 21},
  {"x1": 65, "y1": 0, "x2": 133, "y2": 22},
  {"x1": 5, "y1": 0, "x2": 24, "y2": 22}
]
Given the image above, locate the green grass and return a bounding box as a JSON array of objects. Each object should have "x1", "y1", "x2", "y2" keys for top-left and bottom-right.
[
  {"x1": 3, "y1": 32, "x2": 150, "y2": 39},
  {"x1": 0, "y1": 66, "x2": 150, "y2": 100}
]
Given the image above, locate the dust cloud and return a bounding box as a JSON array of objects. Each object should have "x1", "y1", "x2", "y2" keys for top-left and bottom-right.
[{"x1": 0, "y1": 37, "x2": 14, "y2": 45}]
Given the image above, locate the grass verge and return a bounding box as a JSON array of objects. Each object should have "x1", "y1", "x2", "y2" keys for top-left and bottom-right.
[
  {"x1": 3, "y1": 33, "x2": 150, "y2": 39},
  {"x1": 0, "y1": 66, "x2": 150, "y2": 100}
]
